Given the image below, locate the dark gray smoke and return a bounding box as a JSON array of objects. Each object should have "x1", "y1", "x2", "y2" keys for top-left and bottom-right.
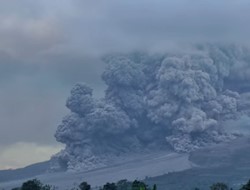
[{"x1": 52, "y1": 44, "x2": 250, "y2": 171}]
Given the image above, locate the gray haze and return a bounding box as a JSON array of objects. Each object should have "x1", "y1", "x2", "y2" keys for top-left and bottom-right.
[{"x1": 1, "y1": 0, "x2": 250, "y2": 169}]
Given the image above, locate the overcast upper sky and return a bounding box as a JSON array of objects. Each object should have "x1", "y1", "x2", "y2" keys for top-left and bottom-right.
[{"x1": 0, "y1": 0, "x2": 250, "y2": 169}]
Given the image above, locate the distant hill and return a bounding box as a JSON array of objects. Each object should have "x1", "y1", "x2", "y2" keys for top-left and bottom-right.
[
  {"x1": 145, "y1": 137, "x2": 250, "y2": 190},
  {"x1": 0, "y1": 161, "x2": 50, "y2": 183},
  {"x1": 1, "y1": 137, "x2": 250, "y2": 190}
]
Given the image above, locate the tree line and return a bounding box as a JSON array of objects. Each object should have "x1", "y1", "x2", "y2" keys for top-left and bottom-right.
[{"x1": 4, "y1": 178, "x2": 250, "y2": 190}]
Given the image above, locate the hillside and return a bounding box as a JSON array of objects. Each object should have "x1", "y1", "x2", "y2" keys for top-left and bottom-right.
[
  {"x1": 0, "y1": 152, "x2": 191, "y2": 190},
  {"x1": 146, "y1": 137, "x2": 250, "y2": 190},
  {"x1": 1, "y1": 137, "x2": 250, "y2": 190}
]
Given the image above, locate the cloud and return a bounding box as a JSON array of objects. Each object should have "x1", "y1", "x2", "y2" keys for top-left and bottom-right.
[
  {"x1": 1, "y1": 0, "x2": 250, "y2": 65},
  {"x1": 0, "y1": 58, "x2": 105, "y2": 147},
  {"x1": 1, "y1": 0, "x2": 250, "y2": 59},
  {"x1": 60, "y1": 0, "x2": 250, "y2": 55},
  {"x1": 0, "y1": 17, "x2": 62, "y2": 56},
  {"x1": 224, "y1": 115, "x2": 250, "y2": 135},
  {"x1": 0, "y1": 75, "x2": 68, "y2": 146}
]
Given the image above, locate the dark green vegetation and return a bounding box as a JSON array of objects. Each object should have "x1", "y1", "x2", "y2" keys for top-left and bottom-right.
[
  {"x1": 6, "y1": 178, "x2": 250, "y2": 190},
  {"x1": 79, "y1": 182, "x2": 91, "y2": 190},
  {"x1": 10, "y1": 179, "x2": 56, "y2": 190},
  {"x1": 8, "y1": 179, "x2": 155, "y2": 190},
  {"x1": 240, "y1": 180, "x2": 250, "y2": 190},
  {"x1": 210, "y1": 183, "x2": 229, "y2": 190}
]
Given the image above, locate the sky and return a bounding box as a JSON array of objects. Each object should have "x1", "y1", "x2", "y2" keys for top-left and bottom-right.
[{"x1": 0, "y1": 0, "x2": 250, "y2": 169}]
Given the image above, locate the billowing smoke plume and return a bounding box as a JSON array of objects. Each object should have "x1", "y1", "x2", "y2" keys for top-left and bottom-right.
[{"x1": 52, "y1": 44, "x2": 250, "y2": 171}]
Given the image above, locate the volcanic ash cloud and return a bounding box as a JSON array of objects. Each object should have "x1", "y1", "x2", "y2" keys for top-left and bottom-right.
[{"x1": 52, "y1": 45, "x2": 250, "y2": 171}]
